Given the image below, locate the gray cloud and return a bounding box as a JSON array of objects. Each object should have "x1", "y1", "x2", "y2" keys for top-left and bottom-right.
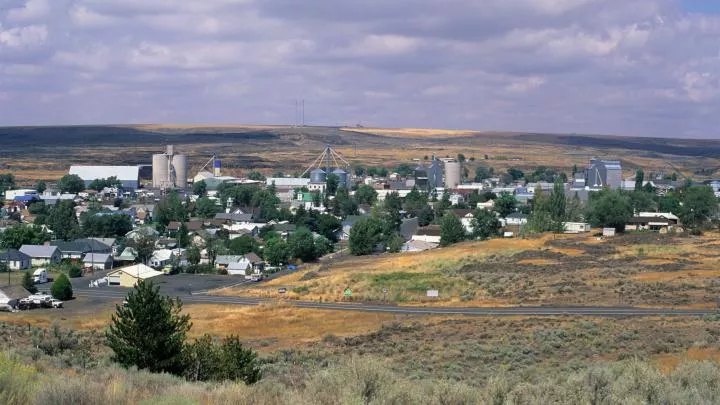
[{"x1": 0, "y1": 0, "x2": 719, "y2": 138}]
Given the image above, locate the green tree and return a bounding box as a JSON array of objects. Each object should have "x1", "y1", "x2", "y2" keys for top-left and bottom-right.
[
  {"x1": 326, "y1": 173, "x2": 339, "y2": 196},
  {"x1": 187, "y1": 245, "x2": 201, "y2": 265},
  {"x1": 192, "y1": 180, "x2": 207, "y2": 197},
  {"x1": 354, "y1": 185, "x2": 378, "y2": 205},
  {"x1": 0, "y1": 173, "x2": 16, "y2": 198},
  {"x1": 456, "y1": 153, "x2": 466, "y2": 163},
  {"x1": 264, "y1": 237, "x2": 290, "y2": 266},
  {"x1": 195, "y1": 197, "x2": 219, "y2": 219},
  {"x1": 22, "y1": 271, "x2": 37, "y2": 294},
  {"x1": 635, "y1": 169, "x2": 645, "y2": 191},
  {"x1": 404, "y1": 187, "x2": 428, "y2": 218},
  {"x1": 585, "y1": 189, "x2": 633, "y2": 232},
  {"x1": 565, "y1": 192, "x2": 584, "y2": 222},
  {"x1": 176, "y1": 223, "x2": 189, "y2": 248},
  {"x1": 507, "y1": 168, "x2": 524, "y2": 181},
  {"x1": 314, "y1": 235, "x2": 334, "y2": 257},
  {"x1": 106, "y1": 281, "x2": 191, "y2": 375},
  {"x1": 47, "y1": 200, "x2": 80, "y2": 241},
  {"x1": 628, "y1": 191, "x2": 656, "y2": 213},
  {"x1": 129, "y1": 234, "x2": 155, "y2": 265},
  {"x1": 680, "y1": 186, "x2": 718, "y2": 232},
  {"x1": 183, "y1": 334, "x2": 219, "y2": 382},
  {"x1": 418, "y1": 205, "x2": 435, "y2": 227},
  {"x1": 289, "y1": 227, "x2": 318, "y2": 262},
  {"x1": 386, "y1": 233, "x2": 405, "y2": 253},
  {"x1": 57, "y1": 174, "x2": 86, "y2": 194},
  {"x1": 50, "y1": 274, "x2": 73, "y2": 300},
  {"x1": 548, "y1": 179, "x2": 566, "y2": 223},
  {"x1": 474, "y1": 165, "x2": 494, "y2": 182},
  {"x1": 35, "y1": 181, "x2": 46, "y2": 194},
  {"x1": 383, "y1": 192, "x2": 403, "y2": 232},
  {"x1": 493, "y1": 192, "x2": 518, "y2": 218},
  {"x1": 440, "y1": 213, "x2": 466, "y2": 246},
  {"x1": 471, "y1": 210, "x2": 501, "y2": 240},
  {"x1": 247, "y1": 171, "x2": 265, "y2": 181},
  {"x1": 227, "y1": 235, "x2": 259, "y2": 255},
  {"x1": 0, "y1": 225, "x2": 49, "y2": 249},
  {"x1": 348, "y1": 217, "x2": 384, "y2": 256},
  {"x1": 317, "y1": 214, "x2": 342, "y2": 242},
  {"x1": 332, "y1": 187, "x2": 358, "y2": 217},
  {"x1": 658, "y1": 192, "x2": 681, "y2": 214},
  {"x1": 217, "y1": 335, "x2": 262, "y2": 384}
]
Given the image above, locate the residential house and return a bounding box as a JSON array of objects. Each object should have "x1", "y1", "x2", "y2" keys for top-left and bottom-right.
[
  {"x1": 167, "y1": 220, "x2": 204, "y2": 233},
  {"x1": 88, "y1": 238, "x2": 118, "y2": 256},
  {"x1": 0, "y1": 285, "x2": 30, "y2": 308},
  {"x1": 0, "y1": 249, "x2": 31, "y2": 270},
  {"x1": 150, "y1": 249, "x2": 186, "y2": 269},
  {"x1": 452, "y1": 209, "x2": 475, "y2": 234},
  {"x1": 215, "y1": 255, "x2": 245, "y2": 269},
  {"x1": 125, "y1": 227, "x2": 160, "y2": 242},
  {"x1": 19, "y1": 245, "x2": 61, "y2": 266},
  {"x1": 51, "y1": 238, "x2": 112, "y2": 261},
  {"x1": 477, "y1": 200, "x2": 494, "y2": 210},
  {"x1": 83, "y1": 253, "x2": 113, "y2": 270},
  {"x1": 411, "y1": 225, "x2": 442, "y2": 244},
  {"x1": 116, "y1": 247, "x2": 138, "y2": 263},
  {"x1": 215, "y1": 213, "x2": 253, "y2": 224},
  {"x1": 227, "y1": 253, "x2": 265, "y2": 277},
  {"x1": 107, "y1": 264, "x2": 163, "y2": 287},
  {"x1": 626, "y1": 212, "x2": 680, "y2": 232}
]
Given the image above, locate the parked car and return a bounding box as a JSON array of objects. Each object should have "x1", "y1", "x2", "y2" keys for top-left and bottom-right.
[
  {"x1": 28, "y1": 293, "x2": 52, "y2": 307},
  {"x1": 49, "y1": 299, "x2": 63, "y2": 309}
]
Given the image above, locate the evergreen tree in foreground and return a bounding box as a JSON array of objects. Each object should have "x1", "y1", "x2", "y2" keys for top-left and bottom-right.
[
  {"x1": 50, "y1": 274, "x2": 73, "y2": 300},
  {"x1": 22, "y1": 271, "x2": 37, "y2": 294},
  {"x1": 106, "y1": 280, "x2": 191, "y2": 375}
]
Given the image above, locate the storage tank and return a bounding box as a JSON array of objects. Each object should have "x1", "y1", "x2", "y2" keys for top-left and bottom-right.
[
  {"x1": 332, "y1": 168, "x2": 348, "y2": 187},
  {"x1": 444, "y1": 161, "x2": 462, "y2": 188},
  {"x1": 172, "y1": 154, "x2": 188, "y2": 189},
  {"x1": 152, "y1": 154, "x2": 170, "y2": 188},
  {"x1": 213, "y1": 159, "x2": 221, "y2": 177},
  {"x1": 310, "y1": 168, "x2": 326, "y2": 184}
]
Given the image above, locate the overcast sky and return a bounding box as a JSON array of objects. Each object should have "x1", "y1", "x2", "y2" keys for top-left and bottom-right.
[{"x1": 1, "y1": 0, "x2": 720, "y2": 138}]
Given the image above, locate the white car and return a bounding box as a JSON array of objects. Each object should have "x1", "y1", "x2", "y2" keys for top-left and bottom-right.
[{"x1": 49, "y1": 299, "x2": 63, "y2": 309}]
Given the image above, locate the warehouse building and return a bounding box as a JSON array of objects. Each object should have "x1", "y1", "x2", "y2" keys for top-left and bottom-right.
[
  {"x1": 69, "y1": 166, "x2": 141, "y2": 190},
  {"x1": 106, "y1": 263, "x2": 163, "y2": 287}
]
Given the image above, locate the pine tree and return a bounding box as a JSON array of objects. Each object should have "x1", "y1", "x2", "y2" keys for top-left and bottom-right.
[
  {"x1": 635, "y1": 169, "x2": 645, "y2": 191},
  {"x1": 106, "y1": 280, "x2": 191, "y2": 375},
  {"x1": 22, "y1": 271, "x2": 37, "y2": 294}
]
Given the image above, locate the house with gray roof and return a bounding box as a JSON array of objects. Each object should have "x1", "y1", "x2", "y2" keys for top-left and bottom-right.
[
  {"x1": 19, "y1": 245, "x2": 61, "y2": 266},
  {"x1": 51, "y1": 239, "x2": 112, "y2": 261},
  {"x1": 0, "y1": 285, "x2": 31, "y2": 308},
  {"x1": 84, "y1": 253, "x2": 113, "y2": 270},
  {"x1": 215, "y1": 213, "x2": 254, "y2": 223},
  {"x1": 0, "y1": 249, "x2": 31, "y2": 270}
]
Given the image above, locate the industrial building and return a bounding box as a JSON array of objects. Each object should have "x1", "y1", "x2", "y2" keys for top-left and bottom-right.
[
  {"x1": 584, "y1": 159, "x2": 622, "y2": 190},
  {"x1": 69, "y1": 166, "x2": 140, "y2": 190},
  {"x1": 152, "y1": 145, "x2": 188, "y2": 189},
  {"x1": 414, "y1": 157, "x2": 444, "y2": 191},
  {"x1": 107, "y1": 263, "x2": 163, "y2": 287}
]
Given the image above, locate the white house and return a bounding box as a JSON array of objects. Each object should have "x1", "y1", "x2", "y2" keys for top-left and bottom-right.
[
  {"x1": 150, "y1": 249, "x2": 186, "y2": 268},
  {"x1": 83, "y1": 253, "x2": 113, "y2": 270},
  {"x1": 227, "y1": 253, "x2": 265, "y2": 277},
  {"x1": 19, "y1": 245, "x2": 61, "y2": 266},
  {"x1": 449, "y1": 193, "x2": 465, "y2": 206}
]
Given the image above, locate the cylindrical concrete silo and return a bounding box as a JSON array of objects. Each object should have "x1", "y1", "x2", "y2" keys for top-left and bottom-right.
[
  {"x1": 152, "y1": 154, "x2": 170, "y2": 188},
  {"x1": 172, "y1": 154, "x2": 188, "y2": 189},
  {"x1": 310, "y1": 168, "x2": 326, "y2": 184},
  {"x1": 444, "y1": 161, "x2": 462, "y2": 188}
]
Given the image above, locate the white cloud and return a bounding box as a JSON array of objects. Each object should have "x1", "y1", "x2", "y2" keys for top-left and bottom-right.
[{"x1": 0, "y1": 0, "x2": 719, "y2": 137}]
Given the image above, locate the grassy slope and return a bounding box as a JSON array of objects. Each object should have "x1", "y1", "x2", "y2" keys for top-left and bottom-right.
[{"x1": 222, "y1": 232, "x2": 720, "y2": 308}]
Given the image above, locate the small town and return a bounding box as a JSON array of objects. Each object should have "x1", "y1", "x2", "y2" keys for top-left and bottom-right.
[{"x1": 1, "y1": 144, "x2": 718, "y2": 308}]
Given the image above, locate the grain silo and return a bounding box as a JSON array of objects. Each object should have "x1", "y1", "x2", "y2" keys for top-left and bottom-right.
[
  {"x1": 172, "y1": 154, "x2": 188, "y2": 188},
  {"x1": 444, "y1": 161, "x2": 462, "y2": 188},
  {"x1": 310, "y1": 168, "x2": 327, "y2": 184},
  {"x1": 152, "y1": 153, "x2": 170, "y2": 188},
  {"x1": 332, "y1": 168, "x2": 348, "y2": 187},
  {"x1": 152, "y1": 145, "x2": 188, "y2": 189}
]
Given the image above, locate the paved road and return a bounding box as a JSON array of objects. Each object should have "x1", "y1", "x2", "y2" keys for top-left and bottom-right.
[{"x1": 74, "y1": 288, "x2": 715, "y2": 317}]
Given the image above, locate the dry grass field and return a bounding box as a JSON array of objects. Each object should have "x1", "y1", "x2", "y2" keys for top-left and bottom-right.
[
  {"x1": 2, "y1": 124, "x2": 720, "y2": 184},
  {"x1": 221, "y1": 232, "x2": 720, "y2": 309}
]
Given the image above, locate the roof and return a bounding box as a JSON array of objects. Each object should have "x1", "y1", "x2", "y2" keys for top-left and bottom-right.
[
  {"x1": 117, "y1": 247, "x2": 137, "y2": 261},
  {"x1": 69, "y1": 166, "x2": 140, "y2": 181},
  {"x1": 89, "y1": 237, "x2": 116, "y2": 247},
  {"x1": 451, "y1": 209, "x2": 475, "y2": 218},
  {"x1": 266, "y1": 178, "x2": 310, "y2": 187},
  {"x1": 215, "y1": 213, "x2": 253, "y2": 222},
  {"x1": 0, "y1": 285, "x2": 30, "y2": 300},
  {"x1": 415, "y1": 225, "x2": 442, "y2": 237},
  {"x1": 0, "y1": 249, "x2": 30, "y2": 262},
  {"x1": 109, "y1": 264, "x2": 163, "y2": 279},
  {"x1": 342, "y1": 215, "x2": 366, "y2": 227},
  {"x1": 400, "y1": 217, "x2": 419, "y2": 241},
  {"x1": 245, "y1": 253, "x2": 263, "y2": 263},
  {"x1": 637, "y1": 212, "x2": 679, "y2": 220},
  {"x1": 84, "y1": 253, "x2": 111, "y2": 263},
  {"x1": 19, "y1": 245, "x2": 59, "y2": 258},
  {"x1": 216, "y1": 255, "x2": 245, "y2": 265},
  {"x1": 506, "y1": 213, "x2": 529, "y2": 219},
  {"x1": 51, "y1": 239, "x2": 111, "y2": 254}
]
